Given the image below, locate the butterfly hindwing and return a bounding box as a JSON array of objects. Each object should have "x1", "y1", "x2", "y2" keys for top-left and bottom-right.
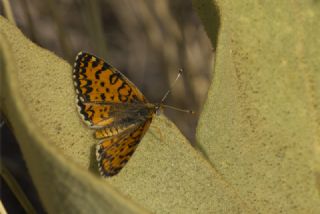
[
  {"x1": 96, "y1": 119, "x2": 152, "y2": 177},
  {"x1": 73, "y1": 52, "x2": 149, "y2": 127}
]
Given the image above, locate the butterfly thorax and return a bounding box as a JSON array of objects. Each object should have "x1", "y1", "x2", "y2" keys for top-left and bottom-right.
[{"x1": 94, "y1": 102, "x2": 156, "y2": 139}]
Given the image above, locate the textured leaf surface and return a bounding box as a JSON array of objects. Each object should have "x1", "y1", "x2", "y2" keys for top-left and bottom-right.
[{"x1": 193, "y1": 0, "x2": 320, "y2": 213}]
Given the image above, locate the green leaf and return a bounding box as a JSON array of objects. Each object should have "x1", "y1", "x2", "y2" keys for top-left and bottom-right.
[
  {"x1": 194, "y1": 0, "x2": 320, "y2": 213},
  {"x1": 0, "y1": 15, "x2": 251, "y2": 213}
]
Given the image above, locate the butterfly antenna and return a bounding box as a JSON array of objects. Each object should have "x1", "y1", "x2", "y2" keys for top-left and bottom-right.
[
  {"x1": 159, "y1": 69, "x2": 195, "y2": 115},
  {"x1": 160, "y1": 68, "x2": 183, "y2": 104},
  {"x1": 162, "y1": 104, "x2": 195, "y2": 114}
]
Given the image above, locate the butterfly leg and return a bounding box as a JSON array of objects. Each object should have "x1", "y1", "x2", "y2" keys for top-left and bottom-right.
[{"x1": 149, "y1": 124, "x2": 164, "y2": 142}]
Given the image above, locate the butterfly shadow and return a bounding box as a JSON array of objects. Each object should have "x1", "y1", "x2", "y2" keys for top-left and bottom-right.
[{"x1": 88, "y1": 144, "x2": 100, "y2": 176}]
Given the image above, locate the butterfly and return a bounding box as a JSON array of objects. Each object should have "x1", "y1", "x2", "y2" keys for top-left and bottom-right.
[{"x1": 73, "y1": 52, "x2": 193, "y2": 177}]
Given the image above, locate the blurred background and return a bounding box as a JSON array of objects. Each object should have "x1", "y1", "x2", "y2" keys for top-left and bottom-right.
[{"x1": 1, "y1": 0, "x2": 213, "y2": 212}]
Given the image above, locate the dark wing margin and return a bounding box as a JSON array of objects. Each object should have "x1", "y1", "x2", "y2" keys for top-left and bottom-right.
[
  {"x1": 72, "y1": 51, "x2": 149, "y2": 127},
  {"x1": 96, "y1": 119, "x2": 152, "y2": 177}
]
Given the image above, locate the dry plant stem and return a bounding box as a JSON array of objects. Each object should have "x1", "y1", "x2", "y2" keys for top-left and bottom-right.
[
  {"x1": 81, "y1": 0, "x2": 108, "y2": 57},
  {"x1": 46, "y1": 0, "x2": 73, "y2": 61},
  {"x1": 20, "y1": 0, "x2": 37, "y2": 42},
  {"x1": 2, "y1": 0, "x2": 16, "y2": 25},
  {"x1": 0, "y1": 164, "x2": 37, "y2": 213}
]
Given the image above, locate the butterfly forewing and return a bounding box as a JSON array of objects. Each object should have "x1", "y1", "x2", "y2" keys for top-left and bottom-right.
[
  {"x1": 73, "y1": 52, "x2": 155, "y2": 177},
  {"x1": 73, "y1": 52, "x2": 149, "y2": 128}
]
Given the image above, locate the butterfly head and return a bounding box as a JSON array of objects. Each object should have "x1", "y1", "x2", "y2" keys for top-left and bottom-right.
[{"x1": 155, "y1": 104, "x2": 164, "y2": 116}]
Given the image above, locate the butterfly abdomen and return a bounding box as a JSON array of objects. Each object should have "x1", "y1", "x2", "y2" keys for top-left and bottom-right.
[{"x1": 95, "y1": 122, "x2": 141, "y2": 139}]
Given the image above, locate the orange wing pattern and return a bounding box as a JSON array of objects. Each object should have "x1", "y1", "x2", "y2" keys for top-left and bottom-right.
[
  {"x1": 96, "y1": 120, "x2": 152, "y2": 177},
  {"x1": 73, "y1": 52, "x2": 148, "y2": 127},
  {"x1": 73, "y1": 52, "x2": 156, "y2": 177}
]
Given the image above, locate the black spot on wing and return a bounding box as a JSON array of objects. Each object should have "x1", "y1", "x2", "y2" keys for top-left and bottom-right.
[
  {"x1": 92, "y1": 60, "x2": 99, "y2": 68},
  {"x1": 83, "y1": 79, "x2": 93, "y2": 95},
  {"x1": 118, "y1": 82, "x2": 132, "y2": 102},
  {"x1": 95, "y1": 62, "x2": 111, "y2": 80},
  {"x1": 109, "y1": 73, "x2": 121, "y2": 85},
  {"x1": 100, "y1": 93, "x2": 106, "y2": 100}
]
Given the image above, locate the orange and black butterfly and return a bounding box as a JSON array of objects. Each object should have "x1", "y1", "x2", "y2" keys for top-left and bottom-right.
[{"x1": 73, "y1": 52, "x2": 193, "y2": 177}]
